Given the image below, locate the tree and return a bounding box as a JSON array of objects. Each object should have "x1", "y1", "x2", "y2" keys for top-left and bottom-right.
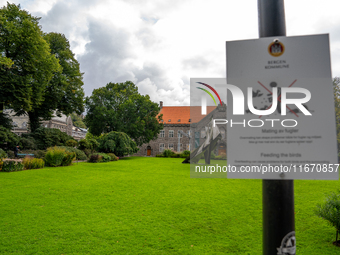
[
  {"x1": 0, "y1": 126, "x2": 20, "y2": 150},
  {"x1": 85, "y1": 81, "x2": 163, "y2": 146},
  {"x1": 315, "y1": 190, "x2": 340, "y2": 244},
  {"x1": 25, "y1": 32, "x2": 84, "y2": 132},
  {"x1": 24, "y1": 127, "x2": 75, "y2": 150},
  {"x1": 333, "y1": 77, "x2": 340, "y2": 158},
  {"x1": 0, "y1": 3, "x2": 60, "y2": 128},
  {"x1": 70, "y1": 112, "x2": 86, "y2": 128},
  {"x1": 97, "y1": 131, "x2": 139, "y2": 156}
]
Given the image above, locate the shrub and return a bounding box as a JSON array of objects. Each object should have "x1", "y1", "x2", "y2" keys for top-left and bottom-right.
[
  {"x1": 83, "y1": 148, "x2": 91, "y2": 157},
  {"x1": 0, "y1": 127, "x2": 20, "y2": 150},
  {"x1": 66, "y1": 139, "x2": 78, "y2": 147},
  {"x1": 57, "y1": 146, "x2": 87, "y2": 160},
  {"x1": 0, "y1": 148, "x2": 7, "y2": 159},
  {"x1": 19, "y1": 136, "x2": 37, "y2": 150},
  {"x1": 170, "y1": 153, "x2": 181, "y2": 158},
  {"x1": 88, "y1": 154, "x2": 103, "y2": 163},
  {"x1": 97, "y1": 153, "x2": 111, "y2": 162},
  {"x1": 97, "y1": 131, "x2": 139, "y2": 157},
  {"x1": 107, "y1": 153, "x2": 118, "y2": 161},
  {"x1": 23, "y1": 157, "x2": 45, "y2": 169},
  {"x1": 45, "y1": 147, "x2": 75, "y2": 167},
  {"x1": 162, "y1": 149, "x2": 175, "y2": 157},
  {"x1": 315, "y1": 190, "x2": 340, "y2": 243},
  {"x1": 215, "y1": 155, "x2": 227, "y2": 160},
  {"x1": 62, "y1": 151, "x2": 76, "y2": 166},
  {"x1": 29, "y1": 127, "x2": 75, "y2": 150},
  {"x1": 6, "y1": 151, "x2": 14, "y2": 159},
  {"x1": 182, "y1": 150, "x2": 190, "y2": 156},
  {"x1": 1, "y1": 160, "x2": 24, "y2": 172},
  {"x1": 78, "y1": 138, "x2": 99, "y2": 152}
]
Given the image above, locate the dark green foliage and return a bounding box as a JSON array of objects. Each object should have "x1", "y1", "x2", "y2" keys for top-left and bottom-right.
[
  {"x1": 88, "y1": 153, "x2": 111, "y2": 163},
  {"x1": 88, "y1": 154, "x2": 103, "y2": 163},
  {"x1": 26, "y1": 33, "x2": 84, "y2": 132},
  {"x1": 62, "y1": 151, "x2": 76, "y2": 166},
  {"x1": 78, "y1": 138, "x2": 99, "y2": 152},
  {"x1": 182, "y1": 150, "x2": 190, "y2": 156},
  {"x1": 44, "y1": 147, "x2": 75, "y2": 167},
  {"x1": 66, "y1": 139, "x2": 78, "y2": 147},
  {"x1": 315, "y1": 190, "x2": 340, "y2": 242},
  {"x1": 97, "y1": 131, "x2": 139, "y2": 157},
  {"x1": 0, "y1": 126, "x2": 19, "y2": 150},
  {"x1": 97, "y1": 153, "x2": 111, "y2": 162},
  {"x1": 6, "y1": 151, "x2": 14, "y2": 158},
  {"x1": 0, "y1": 3, "x2": 60, "y2": 116},
  {"x1": 334, "y1": 77, "x2": 340, "y2": 160},
  {"x1": 0, "y1": 148, "x2": 7, "y2": 158},
  {"x1": 28, "y1": 127, "x2": 74, "y2": 150},
  {"x1": 162, "y1": 149, "x2": 175, "y2": 157},
  {"x1": 1, "y1": 160, "x2": 24, "y2": 172},
  {"x1": 0, "y1": 112, "x2": 13, "y2": 129},
  {"x1": 19, "y1": 136, "x2": 37, "y2": 150},
  {"x1": 22, "y1": 157, "x2": 45, "y2": 169},
  {"x1": 70, "y1": 113, "x2": 86, "y2": 129},
  {"x1": 107, "y1": 153, "x2": 118, "y2": 161},
  {"x1": 57, "y1": 146, "x2": 87, "y2": 160},
  {"x1": 85, "y1": 81, "x2": 163, "y2": 146}
]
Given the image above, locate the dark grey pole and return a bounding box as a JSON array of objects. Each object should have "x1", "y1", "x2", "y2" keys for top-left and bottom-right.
[{"x1": 258, "y1": 1, "x2": 295, "y2": 255}]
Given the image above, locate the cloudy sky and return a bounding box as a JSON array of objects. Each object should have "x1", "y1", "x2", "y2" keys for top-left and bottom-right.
[{"x1": 1, "y1": 0, "x2": 340, "y2": 106}]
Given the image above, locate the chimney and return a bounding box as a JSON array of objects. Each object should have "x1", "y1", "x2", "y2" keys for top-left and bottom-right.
[{"x1": 160, "y1": 101, "x2": 163, "y2": 109}]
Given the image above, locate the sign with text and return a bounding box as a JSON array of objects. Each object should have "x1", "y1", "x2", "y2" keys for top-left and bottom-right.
[{"x1": 226, "y1": 34, "x2": 338, "y2": 180}]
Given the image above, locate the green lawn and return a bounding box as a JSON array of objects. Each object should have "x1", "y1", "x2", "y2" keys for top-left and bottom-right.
[{"x1": 0, "y1": 157, "x2": 339, "y2": 254}]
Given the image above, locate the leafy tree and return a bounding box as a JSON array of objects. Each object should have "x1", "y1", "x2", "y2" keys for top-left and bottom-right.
[
  {"x1": 315, "y1": 190, "x2": 340, "y2": 244},
  {"x1": 25, "y1": 32, "x2": 84, "y2": 132},
  {"x1": 0, "y1": 126, "x2": 19, "y2": 150},
  {"x1": 70, "y1": 112, "x2": 86, "y2": 128},
  {"x1": 25, "y1": 127, "x2": 75, "y2": 150},
  {"x1": 333, "y1": 77, "x2": 340, "y2": 159},
  {"x1": 85, "y1": 81, "x2": 163, "y2": 146},
  {"x1": 97, "y1": 131, "x2": 139, "y2": 157},
  {"x1": 0, "y1": 3, "x2": 60, "y2": 128}
]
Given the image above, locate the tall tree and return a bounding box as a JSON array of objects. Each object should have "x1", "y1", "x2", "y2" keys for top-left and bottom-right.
[
  {"x1": 0, "y1": 3, "x2": 60, "y2": 127},
  {"x1": 26, "y1": 32, "x2": 84, "y2": 132},
  {"x1": 85, "y1": 81, "x2": 163, "y2": 146},
  {"x1": 333, "y1": 77, "x2": 340, "y2": 158}
]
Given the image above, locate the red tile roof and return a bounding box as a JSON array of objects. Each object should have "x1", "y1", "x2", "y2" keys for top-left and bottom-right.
[{"x1": 157, "y1": 106, "x2": 216, "y2": 124}]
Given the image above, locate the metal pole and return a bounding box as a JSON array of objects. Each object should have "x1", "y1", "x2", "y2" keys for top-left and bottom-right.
[{"x1": 258, "y1": 1, "x2": 295, "y2": 254}]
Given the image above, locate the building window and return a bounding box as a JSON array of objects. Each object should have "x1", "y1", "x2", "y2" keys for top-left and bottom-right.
[
  {"x1": 189, "y1": 119, "x2": 191, "y2": 122},
  {"x1": 169, "y1": 144, "x2": 174, "y2": 150},
  {"x1": 177, "y1": 143, "x2": 182, "y2": 151},
  {"x1": 178, "y1": 130, "x2": 183, "y2": 137},
  {"x1": 178, "y1": 119, "x2": 181, "y2": 122},
  {"x1": 22, "y1": 122, "x2": 27, "y2": 128},
  {"x1": 160, "y1": 130, "x2": 165, "y2": 138},
  {"x1": 186, "y1": 144, "x2": 190, "y2": 151},
  {"x1": 159, "y1": 143, "x2": 165, "y2": 152},
  {"x1": 169, "y1": 130, "x2": 174, "y2": 138},
  {"x1": 168, "y1": 119, "x2": 171, "y2": 122}
]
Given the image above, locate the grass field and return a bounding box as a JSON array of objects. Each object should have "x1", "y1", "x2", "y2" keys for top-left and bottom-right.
[{"x1": 0, "y1": 157, "x2": 339, "y2": 254}]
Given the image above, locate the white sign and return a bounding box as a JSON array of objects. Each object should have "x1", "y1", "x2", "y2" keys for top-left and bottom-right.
[{"x1": 226, "y1": 34, "x2": 338, "y2": 180}]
